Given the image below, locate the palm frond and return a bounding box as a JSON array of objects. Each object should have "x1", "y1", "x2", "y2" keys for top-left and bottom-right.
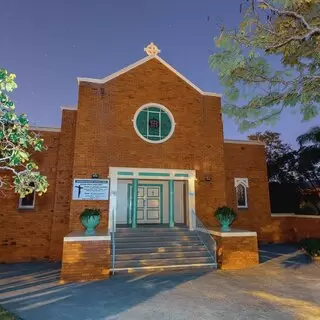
[{"x1": 297, "y1": 126, "x2": 320, "y2": 147}]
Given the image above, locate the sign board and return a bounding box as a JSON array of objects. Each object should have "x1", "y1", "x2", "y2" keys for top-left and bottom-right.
[{"x1": 72, "y1": 179, "x2": 109, "y2": 200}]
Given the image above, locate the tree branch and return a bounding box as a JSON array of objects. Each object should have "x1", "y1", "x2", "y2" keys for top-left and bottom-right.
[
  {"x1": 258, "y1": 0, "x2": 320, "y2": 51},
  {"x1": 0, "y1": 166, "x2": 19, "y2": 175},
  {"x1": 266, "y1": 29, "x2": 320, "y2": 51},
  {"x1": 259, "y1": 0, "x2": 315, "y2": 31}
]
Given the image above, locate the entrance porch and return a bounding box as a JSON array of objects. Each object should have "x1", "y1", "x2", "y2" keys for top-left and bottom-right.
[{"x1": 108, "y1": 167, "x2": 196, "y2": 231}]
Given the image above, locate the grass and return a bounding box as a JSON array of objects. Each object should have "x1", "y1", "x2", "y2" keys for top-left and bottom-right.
[{"x1": 0, "y1": 305, "x2": 21, "y2": 320}]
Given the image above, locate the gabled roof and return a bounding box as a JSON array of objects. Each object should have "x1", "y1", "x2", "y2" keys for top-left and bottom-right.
[{"x1": 77, "y1": 54, "x2": 221, "y2": 97}]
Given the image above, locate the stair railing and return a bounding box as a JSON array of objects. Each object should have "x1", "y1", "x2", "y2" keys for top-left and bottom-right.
[
  {"x1": 191, "y1": 209, "x2": 217, "y2": 266},
  {"x1": 111, "y1": 209, "x2": 116, "y2": 275}
]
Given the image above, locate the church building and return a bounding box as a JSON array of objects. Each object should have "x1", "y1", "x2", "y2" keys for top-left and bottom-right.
[{"x1": 1, "y1": 43, "x2": 275, "y2": 278}]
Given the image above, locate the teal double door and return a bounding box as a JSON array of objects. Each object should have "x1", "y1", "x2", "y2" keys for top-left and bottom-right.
[{"x1": 128, "y1": 184, "x2": 163, "y2": 224}]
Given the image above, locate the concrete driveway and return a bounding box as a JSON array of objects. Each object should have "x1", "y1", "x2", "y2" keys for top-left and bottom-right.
[{"x1": 0, "y1": 244, "x2": 319, "y2": 320}]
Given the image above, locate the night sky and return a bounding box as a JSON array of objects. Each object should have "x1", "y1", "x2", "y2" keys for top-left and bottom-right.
[{"x1": 2, "y1": 0, "x2": 319, "y2": 145}]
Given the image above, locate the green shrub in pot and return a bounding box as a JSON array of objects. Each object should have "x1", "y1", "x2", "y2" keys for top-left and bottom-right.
[
  {"x1": 80, "y1": 208, "x2": 101, "y2": 235},
  {"x1": 214, "y1": 206, "x2": 237, "y2": 231}
]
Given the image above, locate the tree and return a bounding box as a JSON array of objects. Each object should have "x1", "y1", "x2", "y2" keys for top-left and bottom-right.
[
  {"x1": 296, "y1": 126, "x2": 320, "y2": 213},
  {"x1": 0, "y1": 69, "x2": 48, "y2": 197},
  {"x1": 210, "y1": 0, "x2": 320, "y2": 131},
  {"x1": 248, "y1": 131, "x2": 296, "y2": 182},
  {"x1": 250, "y1": 129, "x2": 320, "y2": 214}
]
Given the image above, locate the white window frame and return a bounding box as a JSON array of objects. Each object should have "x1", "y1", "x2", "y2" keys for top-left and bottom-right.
[
  {"x1": 234, "y1": 178, "x2": 248, "y2": 209},
  {"x1": 132, "y1": 103, "x2": 175, "y2": 144},
  {"x1": 18, "y1": 190, "x2": 36, "y2": 209}
]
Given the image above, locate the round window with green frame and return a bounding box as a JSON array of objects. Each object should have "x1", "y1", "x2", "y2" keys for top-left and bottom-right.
[{"x1": 133, "y1": 103, "x2": 175, "y2": 143}]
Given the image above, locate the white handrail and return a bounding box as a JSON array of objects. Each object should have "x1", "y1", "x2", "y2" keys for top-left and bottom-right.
[
  {"x1": 192, "y1": 209, "x2": 217, "y2": 265},
  {"x1": 111, "y1": 209, "x2": 116, "y2": 275}
]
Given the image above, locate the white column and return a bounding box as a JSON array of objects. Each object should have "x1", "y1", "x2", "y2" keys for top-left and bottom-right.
[
  {"x1": 108, "y1": 171, "x2": 118, "y2": 233},
  {"x1": 188, "y1": 178, "x2": 196, "y2": 230}
]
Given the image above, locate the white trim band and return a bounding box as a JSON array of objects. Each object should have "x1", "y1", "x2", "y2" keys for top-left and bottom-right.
[
  {"x1": 29, "y1": 126, "x2": 61, "y2": 132},
  {"x1": 224, "y1": 139, "x2": 265, "y2": 146},
  {"x1": 196, "y1": 227, "x2": 257, "y2": 237},
  {"x1": 64, "y1": 230, "x2": 111, "y2": 242},
  {"x1": 61, "y1": 106, "x2": 77, "y2": 111},
  {"x1": 271, "y1": 213, "x2": 320, "y2": 219}
]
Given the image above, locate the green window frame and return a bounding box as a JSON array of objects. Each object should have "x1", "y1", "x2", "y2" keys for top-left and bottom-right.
[{"x1": 133, "y1": 103, "x2": 175, "y2": 143}]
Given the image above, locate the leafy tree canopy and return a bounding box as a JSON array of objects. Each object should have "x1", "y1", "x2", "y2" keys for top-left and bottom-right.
[
  {"x1": 250, "y1": 128, "x2": 320, "y2": 213},
  {"x1": 0, "y1": 68, "x2": 48, "y2": 197},
  {"x1": 210, "y1": 0, "x2": 320, "y2": 131}
]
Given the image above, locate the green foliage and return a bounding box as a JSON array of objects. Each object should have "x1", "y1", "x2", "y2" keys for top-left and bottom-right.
[
  {"x1": 80, "y1": 208, "x2": 101, "y2": 234},
  {"x1": 251, "y1": 129, "x2": 320, "y2": 214},
  {"x1": 0, "y1": 68, "x2": 48, "y2": 197},
  {"x1": 214, "y1": 206, "x2": 237, "y2": 228},
  {"x1": 248, "y1": 131, "x2": 296, "y2": 182},
  {"x1": 80, "y1": 208, "x2": 101, "y2": 218},
  {"x1": 210, "y1": 0, "x2": 320, "y2": 130},
  {"x1": 300, "y1": 238, "x2": 320, "y2": 257}
]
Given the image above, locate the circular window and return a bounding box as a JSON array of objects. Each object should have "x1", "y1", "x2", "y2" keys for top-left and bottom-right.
[{"x1": 133, "y1": 103, "x2": 175, "y2": 143}]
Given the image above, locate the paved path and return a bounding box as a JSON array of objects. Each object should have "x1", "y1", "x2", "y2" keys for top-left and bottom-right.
[{"x1": 0, "y1": 244, "x2": 319, "y2": 320}]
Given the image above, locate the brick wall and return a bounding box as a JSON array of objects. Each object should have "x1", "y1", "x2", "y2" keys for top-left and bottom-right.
[
  {"x1": 60, "y1": 239, "x2": 110, "y2": 282},
  {"x1": 261, "y1": 215, "x2": 320, "y2": 243},
  {"x1": 49, "y1": 110, "x2": 77, "y2": 260},
  {"x1": 224, "y1": 142, "x2": 273, "y2": 238},
  {"x1": 69, "y1": 58, "x2": 226, "y2": 231},
  {"x1": 212, "y1": 234, "x2": 259, "y2": 270},
  {"x1": 0, "y1": 131, "x2": 60, "y2": 262}
]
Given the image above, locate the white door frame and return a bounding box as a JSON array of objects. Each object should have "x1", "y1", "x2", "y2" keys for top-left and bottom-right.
[{"x1": 108, "y1": 167, "x2": 196, "y2": 231}]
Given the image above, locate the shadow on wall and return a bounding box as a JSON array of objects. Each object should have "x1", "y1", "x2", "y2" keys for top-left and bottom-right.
[{"x1": 0, "y1": 262, "x2": 210, "y2": 320}]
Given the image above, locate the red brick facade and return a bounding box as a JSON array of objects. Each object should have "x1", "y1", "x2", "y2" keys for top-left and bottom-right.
[
  {"x1": 0, "y1": 131, "x2": 60, "y2": 262},
  {"x1": 213, "y1": 234, "x2": 259, "y2": 270},
  {"x1": 61, "y1": 239, "x2": 110, "y2": 282},
  {"x1": 224, "y1": 142, "x2": 273, "y2": 238},
  {"x1": 1, "y1": 54, "x2": 318, "y2": 264}
]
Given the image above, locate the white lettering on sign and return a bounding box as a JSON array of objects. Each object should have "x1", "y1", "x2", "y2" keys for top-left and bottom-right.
[{"x1": 72, "y1": 179, "x2": 109, "y2": 200}]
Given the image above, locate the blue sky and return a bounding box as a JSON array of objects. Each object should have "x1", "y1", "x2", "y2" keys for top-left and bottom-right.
[{"x1": 2, "y1": 0, "x2": 319, "y2": 145}]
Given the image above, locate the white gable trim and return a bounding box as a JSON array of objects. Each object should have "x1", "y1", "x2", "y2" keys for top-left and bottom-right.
[
  {"x1": 61, "y1": 105, "x2": 77, "y2": 111},
  {"x1": 77, "y1": 55, "x2": 222, "y2": 98},
  {"x1": 224, "y1": 139, "x2": 265, "y2": 146},
  {"x1": 29, "y1": 126, "x2": 61, "y2": 132}
]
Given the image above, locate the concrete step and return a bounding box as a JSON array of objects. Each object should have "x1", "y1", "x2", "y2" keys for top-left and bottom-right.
[
  {"x1": 116, "y1": 227, "x2": 189, "y2": 233},
  {"x1": 114, "y1": 250, "x2": 210, "y2": 261},
  {"x1": 115, "y1": 231, "x2": 193, "y2": 237},
  {"x1": 116, "y1": 235, "x2": 198, "y2": 243},
  {"x1": 112, "y1": 263, "x2": 216, "y2": 274},
  {"x1": 114, "y1": 256, "x2": 214, "y2": 268},
  {"x1": 115, "y1": 240, "x2": 201, "y2": 249},
  {"x1": 114, "y1": 245, "x2": 208, "y2": 254}
]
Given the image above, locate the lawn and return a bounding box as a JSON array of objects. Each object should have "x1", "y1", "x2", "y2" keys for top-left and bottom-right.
[{"x1": 0, "y1": 305, "x2": 21, "y2": 320}]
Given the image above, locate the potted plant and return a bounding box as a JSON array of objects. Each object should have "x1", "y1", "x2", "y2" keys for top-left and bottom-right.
[
  {"x1": 214, "y1": 206, "x2": 236, "y2": 231},
  {"x1": 299, "y1": 238, "x2": 320, "y2": 264},
  {"x1": 80, "y1": 208, "x2": 101, "y2": 235}
]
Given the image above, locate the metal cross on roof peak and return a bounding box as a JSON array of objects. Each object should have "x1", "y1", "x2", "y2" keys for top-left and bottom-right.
[{"x1": 144, "y1": 42, "x2": 161, "y2": 56}]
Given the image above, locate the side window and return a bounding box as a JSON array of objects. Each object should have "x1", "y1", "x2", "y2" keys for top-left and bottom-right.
[
  {"x1": 18, "y1": 183, "x2": 36, "y2": 209},
  {"x1": 234, "y1": 178, "x2": 248, "y2": 209}
]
